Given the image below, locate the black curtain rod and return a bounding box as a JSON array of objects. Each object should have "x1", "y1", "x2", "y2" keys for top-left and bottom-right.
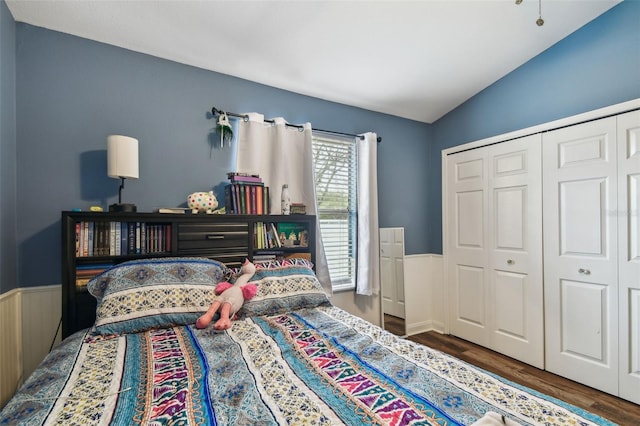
[{"x1": 211, "y1": 107, "x2": 382, "y2": 143}]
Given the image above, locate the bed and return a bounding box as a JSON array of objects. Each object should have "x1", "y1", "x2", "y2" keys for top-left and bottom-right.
[{"x1": 0, "y1": 257, "x2": 614, "y2": 425}]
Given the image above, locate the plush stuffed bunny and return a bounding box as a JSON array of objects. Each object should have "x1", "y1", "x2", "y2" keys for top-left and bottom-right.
[{"x1": 196, "y1": 259, "x2": 258, "y2": 330}]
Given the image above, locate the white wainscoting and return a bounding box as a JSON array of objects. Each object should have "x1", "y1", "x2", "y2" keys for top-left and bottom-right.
[
  {"x1": 404, "y1": 254, "x2": 445, "y2": 336},
  {"x1": 0, "y1": 285, "x2": 61, "y2": 409},
  {"x1": 21, "y1": 286, "x2": 62, "y2": 379},
  {"x1": 0, "y1": 289, "x2": 22, "y2": 409}
]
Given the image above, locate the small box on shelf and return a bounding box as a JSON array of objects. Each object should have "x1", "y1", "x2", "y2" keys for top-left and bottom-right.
[{"x1": 290, "y1": 203, "x2": 306, "y2": 215}]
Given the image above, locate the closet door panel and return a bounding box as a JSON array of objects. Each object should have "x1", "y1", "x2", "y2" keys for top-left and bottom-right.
[
  {"x1": 543, "y1": 117, "x2": 618, "y2": 395},
  {"x1": 618, "y1": 110, "x2": 640, "y2": 404},
  {"x1": 561, "y1": 280, "x2": 608, "y2": 361},
  {"x1": 494, "y1": 186, "x2": 525, "y2": 250},
  {"x1": 457, "y1": 191, "x2": 484, "y2": 248},
  {"x1": 493, "y1": 270, "x2": 527, "y2": 338},
  {"x1": 457, "y1": 265, "x2": 485, "y2": 326},
  {"x1": 447, "y1": 149, "x2": 489, "y2": 346},
  {"x1": 559, "y1": 178, "x2": 610, "y2": 258},
  {"x1": 488, "y1": 135, "x2": 543, "y2": 368}
]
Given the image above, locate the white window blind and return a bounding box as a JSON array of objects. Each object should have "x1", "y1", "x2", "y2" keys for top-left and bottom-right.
[{"x1": 312, "y1": 134, "x2": 357, "y2": 291}]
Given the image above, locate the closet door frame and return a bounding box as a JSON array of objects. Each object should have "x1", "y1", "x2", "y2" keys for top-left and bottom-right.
[
  {"x1": 442, "y1": 99, "x2": 640, "y2": 362},
  {"x1": 443, "y1": 100, "x2": 640, "y2": 327}
]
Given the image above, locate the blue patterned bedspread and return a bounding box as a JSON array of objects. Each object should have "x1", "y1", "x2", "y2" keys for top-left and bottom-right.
[{"x1": 0, "y1": 306, "x2": 615, "y2": 425}]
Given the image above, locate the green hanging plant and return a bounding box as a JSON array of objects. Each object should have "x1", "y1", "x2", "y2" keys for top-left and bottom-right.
[{"x1": 216, "y1": 112, "x2": 233, "y2": 148}]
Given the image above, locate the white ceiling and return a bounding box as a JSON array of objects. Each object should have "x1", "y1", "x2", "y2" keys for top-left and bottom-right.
[{"x1": 6, "y1": 0, "x2": 621, "y2": 123}]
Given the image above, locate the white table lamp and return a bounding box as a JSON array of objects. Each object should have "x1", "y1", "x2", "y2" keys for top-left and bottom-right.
[{"x1": 107, "y1": 134, "x2": 139, "y2": 212}]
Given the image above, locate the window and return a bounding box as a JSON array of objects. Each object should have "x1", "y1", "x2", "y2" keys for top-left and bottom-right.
[{"x1": 312, "y1": 133, "x2": 357, "y2": 291}]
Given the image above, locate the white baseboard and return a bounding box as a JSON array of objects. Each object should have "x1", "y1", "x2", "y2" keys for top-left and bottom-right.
[
  {"x1": 407, "y1": 320, "x2": 434, "y2": 336},
  {"x1": 406, "y1": 320, "x2": 447, "y2": 336}
]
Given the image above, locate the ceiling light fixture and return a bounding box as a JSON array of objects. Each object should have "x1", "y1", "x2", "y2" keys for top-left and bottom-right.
[{"x1": 515, "y1": 0, "x2": 544, "y2": 26}]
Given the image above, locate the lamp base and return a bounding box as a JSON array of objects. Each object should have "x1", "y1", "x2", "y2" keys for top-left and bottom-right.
[{"x1": 109, "y1": 203, "x2": 137, "y2": 213}]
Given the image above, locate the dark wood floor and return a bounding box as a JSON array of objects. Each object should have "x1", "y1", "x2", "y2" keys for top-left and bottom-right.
[
  {"x1": 408, "y1": 331, "x2": 640, "y2": 426},
  {"x1": 383, "y1": 314, "x2": 405, "y2": 336}
]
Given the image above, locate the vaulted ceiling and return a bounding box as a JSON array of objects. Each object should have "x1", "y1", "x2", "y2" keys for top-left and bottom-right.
[{"x1": 6, "y1": 0, "x2": 621, "y2": 123}]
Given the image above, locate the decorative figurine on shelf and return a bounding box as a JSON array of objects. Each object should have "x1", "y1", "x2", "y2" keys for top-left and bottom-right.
[
  {"x1": 216, "y1": 111, "x2": 233, "y2": 148},
  {"x1": 187, "y1": 191, "x2": 218, "y2": 214},
  {"x1": 195, "y1": 259, "x2": 258, "y2": 330}
]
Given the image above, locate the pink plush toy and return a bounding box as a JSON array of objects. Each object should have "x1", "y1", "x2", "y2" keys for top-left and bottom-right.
[{"x1": 196, "y1": 259, "x2": 258, "y2": 330}]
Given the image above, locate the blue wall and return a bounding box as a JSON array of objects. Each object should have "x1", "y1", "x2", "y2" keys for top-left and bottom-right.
[
  {"x1": 427, "y1": 0, "x2": 640, "y2": 253},
  {"x1": 0, "y1": 0, "x2": 16, "y2": 295},
  {"x1": 10, "y1": 22, "x2": 431, "y2": 290},
  {"x1": 2, "y1": 0, "x2": 638, "y2": 292}
]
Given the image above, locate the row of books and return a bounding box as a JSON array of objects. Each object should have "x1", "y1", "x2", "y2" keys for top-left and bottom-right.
[
  {"x1": 254, "y1": 222, "x2": 281, "y2": 249},
  {"x1": 75, "y1": 221, "x2": 172, "y2": 257},
  {"x1": 225, "y1": 172, "x2": 270, "y2": 215},
  {"x1": 75, "y1": 263, "x2": 113, "y2": 288},
  {"x1": 253, "y1": 222, "x2": 310, "y2": 249},
  {"x1": 224, "y1": 183, "x2": 270, "y2": 215}
]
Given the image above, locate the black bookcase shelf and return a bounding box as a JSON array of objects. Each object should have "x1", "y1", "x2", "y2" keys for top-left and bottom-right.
[{"x1": 61, "y1": 211, "x2": 316, "y2": 338}]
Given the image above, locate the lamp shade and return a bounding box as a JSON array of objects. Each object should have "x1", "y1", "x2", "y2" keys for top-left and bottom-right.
[{"x1": 107, "y1": 135, "x2": 139, "y2": 179}]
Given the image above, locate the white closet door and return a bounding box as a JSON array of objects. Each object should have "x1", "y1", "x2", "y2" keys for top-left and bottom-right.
[
  {"x1": 543, "y1": 117, "x2": 619, "y2": 395},
  {"x1": 446, "y1": 136, "x2": 542, "y2": 366},
  {"x1": 488, "y1": 135, "x2": 543, "y2": 368},
  {"x1": 618, "y1": 110, "x2": 640, "y2": 404},
  {"x1": 447, "y1": 148, "x2": 490, "y2": 347}
]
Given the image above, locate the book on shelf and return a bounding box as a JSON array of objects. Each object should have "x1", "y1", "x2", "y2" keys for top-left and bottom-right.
[
  {"x1": 156, "y1": 207, "x2": 189, "y2": 214},
  {"x1": 84, "y1": 221, "x2": 91, "y2": 256},
  {"x1": 227, "y1": 171, "x2": 260, "y2": 179},
  {"x1": 270, "y1": 223, "x2": 281, "y2": 247},
  {"x1": 256, "y1": 186, "x2": 263, "y2": 214},
  {"x1": 229, "y1": 175, "x2": 263, "y2": 184},
  {"x1": 109, "y1": 222, "x2": 116, "y2": 256},
  {"x1": 251, "y1": 186, "x2": 257, "y2": 215},
  {"x1": 245, "y1": 185, "x2": 251, "y2": 214},
  {"x1": 251, "y1": 251, "x2": 311, "y2": 265},
  {"x1": 252, "y1": 253, "x2": 279, "y2": 264},
  {"x1": 97, "y1": 222, "x2": 103, "y2": 255}
]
